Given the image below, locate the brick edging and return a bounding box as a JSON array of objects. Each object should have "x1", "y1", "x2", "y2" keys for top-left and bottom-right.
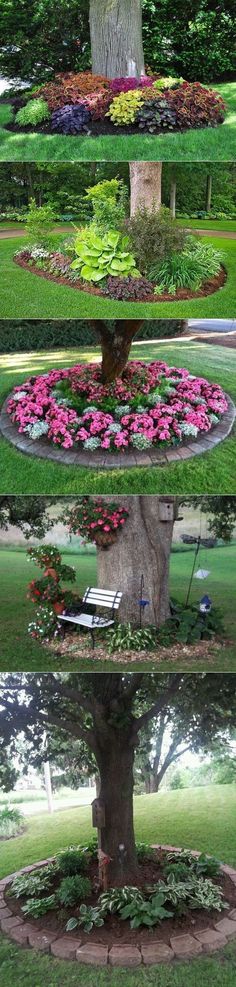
[
  {"x1": 1, "y1": 846, "x2": 236, "y2": 966},
  {"x1": 0, "y1": 393, "x2": 235, "y2": 471}
]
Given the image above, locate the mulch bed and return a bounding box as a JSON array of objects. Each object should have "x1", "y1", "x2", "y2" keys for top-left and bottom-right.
[
  {"x1": 14, "y1": 255, "x2": 227, "y2": 303},
  {"x1": 46, "y1": 633, "x2": 230, "y2": 664},
  {"x1": 2, "y1": 98, "x2": 219, "y2": 139},
  {"x1": 5, "y1": 849, "x2": 236, "y2": 947}
]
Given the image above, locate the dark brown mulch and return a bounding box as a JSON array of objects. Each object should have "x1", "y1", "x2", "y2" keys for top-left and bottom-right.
[
  {"x1": 14, "y1": 255, "x2": 227, "y2": 303},
  {"x1": 5, "y1": 849, "x2": 236, "y2": 947}
]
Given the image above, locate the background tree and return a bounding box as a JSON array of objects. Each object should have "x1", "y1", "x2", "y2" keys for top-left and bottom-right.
[{"x1": 1, "y1": 673, "x2": 235, "y2": 882}]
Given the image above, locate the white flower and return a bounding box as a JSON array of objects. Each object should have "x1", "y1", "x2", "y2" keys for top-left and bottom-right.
[
  {"x1": 83, "y1": 437, "x2": 101, "y2": 449},
  {"x1": 14, "y1": 390, "x2": 28, "y2": 400},
  {"x1": 107, "y1": 423, "x2": 122, "y2": 433},
  {"x1": 24, "y1": 421, "x2": 49, "y2": 440},
  {"x1": 115, "y1": 404, "x2": 131, "y2": 417},
  {"x1": 131, "y1": 434, "x2": 152, "y2": 449},
  {"x1": 179, "y1": 422, "x2": 198, "y2": 437}
]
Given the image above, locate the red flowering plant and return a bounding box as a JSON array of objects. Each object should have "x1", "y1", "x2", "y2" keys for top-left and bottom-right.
[
  {"x1": 27, "y1": 545, "x2": 77, "y2": 638},
  {"x1": 66, "y1": 497, "x2": 129, "y2": 548}
]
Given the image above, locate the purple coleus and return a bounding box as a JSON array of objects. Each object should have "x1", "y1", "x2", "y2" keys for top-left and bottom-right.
[{"x1": 51, "y1": 103, "x2": 91, "y2": 134}]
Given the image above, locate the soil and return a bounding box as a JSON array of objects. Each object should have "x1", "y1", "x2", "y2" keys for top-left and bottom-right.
[
  {"x1": 5, "y1": 850, "x2": 236, "y2": 947},
  {"x1": 14, "y1": 255, "x2": 227, "y2": 304},
  {"x1": 2, "y1": 97, "x2": 222, "y2": 138}
]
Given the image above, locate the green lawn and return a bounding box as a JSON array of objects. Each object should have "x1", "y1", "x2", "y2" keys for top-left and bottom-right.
[
  {"x1": 0, "y1": 235, "x2": 235, "y2": 318},
  {"x1": 0, "y1": 341, "x2": 235, "y2": 497},
  {"x1": 0, "y1": 543, "x2": 235, "y2": 672},
  {"x1": 0, "y1": 82, "x2": 235, "y2": 161},
  {"x1": 1, "y1": 786, "x2": 236, "y2": 984}
]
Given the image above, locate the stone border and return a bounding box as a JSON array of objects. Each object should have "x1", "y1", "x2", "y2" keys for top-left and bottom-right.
[
  {"x1": 1, "y1": 846, "x2": 236, "y2": 966},
  {"x1": 0, "y1": 393, "x2": 235, "y2": 471}
]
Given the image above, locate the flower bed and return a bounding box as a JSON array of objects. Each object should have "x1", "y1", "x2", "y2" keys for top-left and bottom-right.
[
  {"x1": 2, "y1": 843, "x2": 236, "y2": 963},
  {"x1": 7, "y1": 73, "x2": 226, "y2": 136},
  {"x1": 6, "y1": 361, "x2": 228, "y2": 455}
]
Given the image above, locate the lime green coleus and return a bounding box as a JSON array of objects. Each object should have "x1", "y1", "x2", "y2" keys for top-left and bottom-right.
[{"x1": 71, "y1": 229, "x2": 140, "y2": 282}]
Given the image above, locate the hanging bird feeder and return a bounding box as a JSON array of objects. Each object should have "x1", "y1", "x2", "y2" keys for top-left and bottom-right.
[{"x1": 194, "y1": 568, "x2": 210, "y2": 580}]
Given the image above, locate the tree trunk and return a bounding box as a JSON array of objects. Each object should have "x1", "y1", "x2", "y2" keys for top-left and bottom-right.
[
  {"x1": 90, "y1": 320, "x2": 144, "y2": 383},
  {"x1": 170, "y1": 180, "x2": 176, "y2": 218},
  {"x1": 206, "y1": 174, "x2": 212, "y2": 212},
  {"x1": 89, "y1": 0, "x2": 145, "y2": 79},
  {"x1": 129, "y1": 162, "x2": 162, "y2": 215},
  {"x1": 97, "y1": 496, "x2": 176, "y2": 626},
  {"x1": 95, "y1": 733, "x2": 137, "y2": 884}
]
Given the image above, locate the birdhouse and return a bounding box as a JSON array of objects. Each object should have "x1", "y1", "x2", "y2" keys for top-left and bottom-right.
[
  {"x1": 92, "y1": 798, "x2": 105, "y2": 829},
  {"x1": 158, "y1": 501, "x2": 174, "y2": 522},
  {"x1": 199, "y1": 595, "x2": 212, "y2": 614}
]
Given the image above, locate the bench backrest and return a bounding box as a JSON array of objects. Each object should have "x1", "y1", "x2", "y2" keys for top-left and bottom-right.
[{"x1": 82, "y1": 587, "x2": 122, "y2": 610}]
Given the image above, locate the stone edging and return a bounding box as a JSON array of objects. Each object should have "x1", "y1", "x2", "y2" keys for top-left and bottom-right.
[
  {"x1": 1, "y1": 845, "x2": 236, "y2": 966},
  {"x1": 0, "y1": 393, "x2": 235, "y2": 471}
]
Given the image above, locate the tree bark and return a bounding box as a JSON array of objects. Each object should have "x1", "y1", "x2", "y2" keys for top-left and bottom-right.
[
  {"x1": 95, "y1": 732, "x2": 137, "y2": 883},
  {"x1": 206, "y1": 174, "x2": 212, "y2": 212},
  {"x1": 129, "y1": 162, "x2": 162, "y2": 215},
  {"x1": 89, "y1": 0, "x2": 145, "y2": 79},
  {"x1": 97, "y1": 496, "x2": 177, "y2": 626},
  {"x1": 170, "y1": 180, "x2": 176, "y2": 218},
  {"x1": 90, "y1": 320, "x2": 144, "y2": 383}
]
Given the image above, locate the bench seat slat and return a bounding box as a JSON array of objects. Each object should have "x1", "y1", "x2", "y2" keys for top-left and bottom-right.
[{"x1": 59, "y1": 614, "x2": 114, "y2": 628}]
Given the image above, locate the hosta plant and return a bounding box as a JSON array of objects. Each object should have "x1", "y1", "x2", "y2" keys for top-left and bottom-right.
[
  {"x1": 10, "y1": 866, "x2": 55, "y2": 899},
  {"x1": 22, "y1": 894, "x2": 57, "y2": 917},
  {"x1": 56, "y1": 847, "x2": 88, "y2": 875},
  {"x1": 66, "y1": 904, "x2": 105, "y2": 934},
  {"x1": 99, "y1": 887, "x2": 143, "y2": 914},
  {"x1": 71, "y1": 230, "x2": 139, "y2": 282},
  {"x1": 51, "y1": 104, "x2": 91, "y2": 134},
  {"x1": 107, "y1": 623, "x2": 158, "y2": 654},
  {"x1": 120, "y1": 893, "x2": 173, "y2": 928}
]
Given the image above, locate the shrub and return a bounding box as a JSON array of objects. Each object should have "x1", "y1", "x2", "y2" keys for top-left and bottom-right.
[
  {"x1": 107, "y1": 89, "x2": 145, "y2": 125},
  {"x1": 126, "y1": 206, "x2": 187, "y2": 275},
  {"x1": 25, "y1": 199, "x2": 55, "y2": 248},
  {"x1": 84, "y1": 179, "x2": 128, "y2": 235},
  {"x1": 58, "y1": 874, "x2": 91, "y2": 906},
  {"x1": 137, "y1": 97, "x2": 177, "y2": 132},
  {"x1": 0, "y1": 804, "x2": 24, "y2": 839},
  {"x1": 105, "y1": 275, "x2": 154, "y2": 300},
  {"x1": 56, "y1": 847, "x2": 88, "y2": 875},
  {"x1": 33, "y1": 73, "x2": 109, "y2": 110},
  {"x1": 152, "y1": 237, "x2": 222, "y2": 294},
  {"x1": 0, "y1": 320, "x2": 188, "y2": 352},
  {"x1": 15, "y1": 98, "x2": 50, "y2": 127},
  {"x1": 107, "y1": 623, "x2": 158, "y2": 654},
  {"x1": 71, "y1": 229, "x2": 139, "y2": 282},
  {"x1": 166, "y1": 82, "x2": 226, "y2": 128},
  {"x1": 51, "y1": 104, "x2": 91, "y2": 134}
]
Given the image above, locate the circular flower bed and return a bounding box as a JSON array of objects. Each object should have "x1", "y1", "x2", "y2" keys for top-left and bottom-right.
[
  {"x1": 2, "y1": 842, "x2": 236, "y2": 965},
  {"x1": 6, "y1": 361, "x2": 229, "y2": 454},
  {"x1": 8, "y1": 72, "x2": 226, "y2": 136}
]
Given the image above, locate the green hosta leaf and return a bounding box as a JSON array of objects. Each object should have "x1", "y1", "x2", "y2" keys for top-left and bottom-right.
[
  {"x1": 70, "y1": 259, "x2": 82, "y2": 270},
  {"x1": 105, "y1": 231, "x2": 121, "y2": 247},
  {"x1": 66, "y1": 917, "x2": 78, "y2": 932},
  {"x1": 80, "y1": 265, "x2": 105, "y2": 282},
  {"x1": 120, "y1": 235, "x2": 131, "y2": 250}
]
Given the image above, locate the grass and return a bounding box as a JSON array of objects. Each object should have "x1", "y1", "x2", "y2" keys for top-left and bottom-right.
[
  {"x1": 0, "y1": 341, "x2": 235, "y2": 497},
  {"x1": 0, "y1": 82, "x2": 235, "y2": 160},
  {"x1": 0, "y1": 235, "x2": 235, "y2": 318},
  {"x1": 1, "y1": 785, "x2": 236, "y2": 983},
  {"x1": 0, "y1": 543, "x2": 235, "y2": 672}
]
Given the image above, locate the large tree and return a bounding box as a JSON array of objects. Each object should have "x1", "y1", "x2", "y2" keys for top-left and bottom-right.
[
  {"x1": 129, "y1": 162, "x2": 162, "y2": 215},
  {"x1": 89, "y1": 0, "x2": 145, "y2": 78},
  {"x1": 0, "y1": 673, "x2": 235, "y2": 883}
]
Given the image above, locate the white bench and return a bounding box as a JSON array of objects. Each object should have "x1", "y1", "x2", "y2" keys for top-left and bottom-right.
[{"x1": 58, "y1": 586, "x2": 122, "y2": 649}]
